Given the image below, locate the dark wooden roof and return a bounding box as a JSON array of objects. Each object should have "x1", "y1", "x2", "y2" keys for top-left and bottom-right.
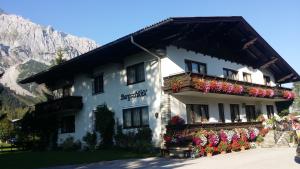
[{"x1": 19, "y1": 16, "x2": 300, "y2": 84}]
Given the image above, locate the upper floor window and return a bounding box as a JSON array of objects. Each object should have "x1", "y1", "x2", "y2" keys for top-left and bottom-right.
[
  {"x1": 123, "y1": 106, "x2": 149, "y2": 128},
  {"x1": 92, "y1": 74, "x2": 104, "y2": 94},
  {"x1": 230, "y1": 104, "x2": 241, "y2": 122},
  {"x1": 223, "y1": 68, "x2": 238, "y2": 80},
  {"x1": 53, "y1": 85, "x2": 72, "y2": 99},
  {"x1": 185, "y1": 60, "x2": 207, "y2": 74},
  {"x1": 126, "y1": 62, "x2": 145, "y2": 85},
  {"x1": 266, "y1": 105, "x2": 274, "y2": 119},
  {"x1": 264, "y1": 75, "x2": 271, "y2": 86},
  {"x1": 243, "y1": 72, "x2": 252, "y2": 83}
]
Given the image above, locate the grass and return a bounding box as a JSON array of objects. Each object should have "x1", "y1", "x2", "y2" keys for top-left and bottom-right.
[{"x1": 0, "y1": 149, "x2": 156, "y2": 169}]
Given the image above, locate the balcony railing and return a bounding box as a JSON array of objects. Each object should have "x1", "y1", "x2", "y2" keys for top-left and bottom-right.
[
  {"x1": 163, "y1": 72, "x2": 294, "y2": 100},
  {"x1": 35, "y1": 96, "x2": 83, "y2": 114}
]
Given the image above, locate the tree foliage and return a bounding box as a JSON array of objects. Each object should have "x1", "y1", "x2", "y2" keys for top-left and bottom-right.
[
  {"x1": 94, "y1": 104, "x2": 115, "y2": 147},
  {"x1": 54, "y1": 48, "x2": 66, "y2": 65}
]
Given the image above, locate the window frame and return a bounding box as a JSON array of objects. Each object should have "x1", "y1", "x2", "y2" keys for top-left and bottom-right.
[
  {"x1": 223, "y1": 68, "x2": 238, "y2": 80},
  {"x1": 243, "y1": 72, "x2": 252, "y2": 83},
  {"x1": 185, "y1": 60, "x2": 207, "y2": 75},
  {"x1": 218, "y1": 103, "x2": 225, "y2": 123},
  {"x1": 266, "y1": 105, "x2": 274, "y2": 119},
  {"x1": 92, "y1": 73, "x2": 104, "y2": 95},
  {"x1": 230, "y1": 104, "x2": 241, "y2": 122},
  {"x1": 126, "y1": 62, "x2": 145, "y2": 85},
  {"x1": 245, "y1": 105, "x2": 257, "y2": 122},
  {"x1": 123, "y1": 106, "x2": 149, "y2": 129},
  {"x1": 60, "y1": 115, "x2": 75, "y2": 134}
]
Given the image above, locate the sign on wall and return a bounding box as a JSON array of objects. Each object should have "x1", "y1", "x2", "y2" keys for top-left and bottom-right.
[{"x1": 120, "y1": 89, "x2": 147, "y2": 101}]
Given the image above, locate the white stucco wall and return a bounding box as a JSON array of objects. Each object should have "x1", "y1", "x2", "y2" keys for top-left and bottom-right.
[{"x1": 56, "y1": 45, "x2": 280, "y2": 146}]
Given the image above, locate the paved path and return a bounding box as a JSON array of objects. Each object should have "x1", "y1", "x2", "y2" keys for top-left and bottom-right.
[{"x1": 45, "y1": 148, "x2": 300, "y2": 169}]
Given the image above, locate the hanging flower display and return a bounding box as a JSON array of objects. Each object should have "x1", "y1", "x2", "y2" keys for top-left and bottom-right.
[
  {"x1": 219, "y1": 130, "x2": 228, "y2": 143},
  {"x1": 210, "y1": 80, "x2": 218, "y2": 92},
  {"x1": 248, "y1": 87, "x2": 259, "y2": 97},
  {"x1": 233, "y1": 84, "x2": 244, "y2": 94},
  {"x1": 222, "y1": 82, "x2": 234, "y2": 93},
  {"x1": 216, "y1": 81, "x2": 223, "y2": 92},
  {"x1": 170, "y1": 77, "x2": 183, "y2": 93},
  {"x1": 258, "y1": 89, "x2": 266, "y2": 97},
  {"x1": 283, "y1": 91, "x2": 295, "y2": 99},
  {"x1": 266, "y1": 89, "x2": 275, "y2": 97},
  {"x1": 193, "y1": 78, "x2": 210, "y2": 93},
  {"x1": 226, "y1": 130, "x2": 235, "y2": 143},
  {"x1": 207, "y1": 131, "x2": 220, "y2": 146}
]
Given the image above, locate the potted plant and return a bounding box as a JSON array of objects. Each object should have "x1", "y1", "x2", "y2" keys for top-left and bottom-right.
[
  {"x1": 238, "y1": 139, "x2": 246, "y2": 151},
  {"x1": 218, "y1": 141, "x2": 228, "y2": 154},
  {"x1": 205, "y1": 145, "x2": 214, "y2": 157},
  {"x1": 256, "y1": 135, "x2": 264, "y2": 146},
  {"x1": 231, "y1": 141, "x2": 240, "y2": 152}
]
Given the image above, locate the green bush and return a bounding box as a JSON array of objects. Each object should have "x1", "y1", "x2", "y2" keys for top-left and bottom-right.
[
  {"x1": 256, "y1": 135, "x2": 264, "y2": 143},
  {"x1": 59, "y1": 137, "x2": 81, "y2": 151},
  {"x1": 82, "y1": 132, "x2": 97, "y2": 150},
  {"x1": 94, "y1": 104, "x2": 115, "y2": 147},
  {"x1": 278, "y1": 109, "x2": 289, "y2": 117},
  {"x1": 114, "y1": 126, "x2": 153, "y2": 153}
]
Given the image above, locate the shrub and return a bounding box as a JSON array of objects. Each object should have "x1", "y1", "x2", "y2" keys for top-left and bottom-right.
[
  {"x1": 60, "y1": 137, "x2": 81, "y2": 151},
  {"x1": 114, "y1": 126, "x2": 153, "y2": 153},
  {"x1": 256, "y1": 135, "x2": 264, "y2": 143},
  {"x1": 82, "y1": 132, "x2": 97, "y2": 150},
  {"x1": 217, "y1": 141, "x2": 228, "y2": 152},
  {"x1": 231, "y1": 141, "x2": 240, "y2": 151},
  {"x1": 205, "y1": 145, "x2": 214, "y2": 154},
  {"x1": 94, "y1": 104, "x2": 115, "y2": 147},
  {"x1": 278, "y1": 109, "x2": 289, "y2": 117}
]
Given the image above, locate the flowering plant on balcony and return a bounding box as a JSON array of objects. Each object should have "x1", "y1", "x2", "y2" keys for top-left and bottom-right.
[
  {"x1": 233, "y1": 84, "x2": 244, "y2": 94},
  {"x1": 170, "y1": 77, "x2": 184, "y2": 93},
  {"x1": 193, "y1": 78, "x2": 210, "y2": 93},
  {"x1": 283, "y1": 90, "x2": 295, "y2": 99},
  {"x1": 248, "y1": 87, "x2": 259, "y2": 97},
  {"x1": 222, "y1": 82, "x2": 234, "y2": 93},
  {"x1": 208, "y1": 131, "x2": 219, "y2": 146},
  {"x1": 209, "y1": 80, "x2": 218, "y2": 92},
  {"x1": 217, "y1": 141, "x2": 229, "y2": 153},
  {"x1": 248, "y1": 127, "x2": 259, "y2": 141},
  {"x1": 266, "y1": 89, "x2": 275, "y2": 97},
  {"x1": 231, "y1": 141, "x2": 241, "y2": 151},
  {"x1": 169, "y1": 115, "x2": 185, "y2": 125},
  {"x1": 231, "y1": 133, "x2": 240, "y2": 143},
  {"x1": 258, "y1": 88, "x2": 267, "y2": 97},
  {"x1": 205, "y1": 144, "x2": 215, "y2": 154},
  {"x1": 219, "y1": 130, "x2": 228, "y2": 143},
  {"x1": 226, "y1": 130, "x2": 235, "y2": 143},
  {"x1": 194, "y1": 131, "x2": 208, "y2": 146}
]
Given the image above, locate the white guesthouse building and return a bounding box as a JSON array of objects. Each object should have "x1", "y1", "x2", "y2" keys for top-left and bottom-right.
[{"x1": 20, "y1": 17, "x2": 300, "y2": 146}]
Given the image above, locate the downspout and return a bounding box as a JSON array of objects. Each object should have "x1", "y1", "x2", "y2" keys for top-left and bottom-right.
[{"x1": 130, "y1": 36, "x2": 162, "y2": 88}]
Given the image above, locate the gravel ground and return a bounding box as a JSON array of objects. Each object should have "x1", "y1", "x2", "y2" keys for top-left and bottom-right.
[{"x1": 44, "y1": 148, "x2": 300, "y2": 169}]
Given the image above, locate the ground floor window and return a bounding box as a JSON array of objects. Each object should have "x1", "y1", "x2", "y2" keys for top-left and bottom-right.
[
  {"x1": 266, "y1": 105, "x2": 274, "y2": 119},
  {"x1": 245, "y1": 105, "x2": 257, "y2": 122},
  {"x1": 123, "y1": 106, "x2": 149, "y2": 128},
  {"x1": 60, "y1": 115, "x2": 75, "y2": 133},
  {"x1": 230, "y1": 104, "x2": 241, "y2": 122},
  {"x1": 186, "y1": 104, "x2": 209, "y2": 123},
  {"x1": 218, "y1": 103, "x2": 225, "y2": 123}
]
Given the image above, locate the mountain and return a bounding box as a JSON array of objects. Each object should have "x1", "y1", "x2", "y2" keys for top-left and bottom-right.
[{"x1": 0, "y1": 8, "x2": 98, "y2": 118}]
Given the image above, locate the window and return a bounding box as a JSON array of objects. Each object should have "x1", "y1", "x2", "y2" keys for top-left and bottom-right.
[
  {"x1": 223, "y1": 68, "x2": 238, "y2": 80},
  {"x1": 61, "y1": 115, "x2": 75, "y2": 133},
  {"x1": 218, "y1": 103, "x2": 225, "y2": 123},
  {"x1": 230, "y1": 104, "x2": 241, "y2": 122},
  {"x1": 264, "y1": 76, "x2": 271, "y2": 86},
  {"x1": 62, "y1": 86, "x2": 71, "y2": 97},
  {"x1": 185, "y1": 60, "x2": 207, "y2": 74},
  {"x1": 53, "y1": 86, "x2": 72, "y2": 99},
  {"x1": 243, "y1": 72, "x2": 252, "y2": 83},
  {"x1": 245, "y1": 105, "x2": 257, "y2": 122},
  {"x1": 126, "y1": 62, "x2": 145, "y2": 85},
  {"x1": 266, "y1": 105, "x2": 274, "y2": 119},
  {"x1": 92, "y1": 74, "x2": 104, "y2": 94},
  {"x1": 186, "y1": 104, "x2": 209, "y2": 123},
  {"x1": 123, "y1": 106, "x2": 149, "y2": 128}
]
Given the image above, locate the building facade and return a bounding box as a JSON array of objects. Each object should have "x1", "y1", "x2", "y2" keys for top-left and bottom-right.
[{"x1": 20, "y1": 17, "x2": 299, "y2": 146}]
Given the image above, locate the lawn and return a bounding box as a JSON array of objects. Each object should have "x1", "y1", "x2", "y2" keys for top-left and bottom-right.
[{"x1": 0, "y1": 149, "x2": 155, "y2": 169}]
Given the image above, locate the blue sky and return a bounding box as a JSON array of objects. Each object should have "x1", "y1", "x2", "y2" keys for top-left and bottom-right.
[{"x1": 1, "y1": 0, "x2": 300, "y2": 79}]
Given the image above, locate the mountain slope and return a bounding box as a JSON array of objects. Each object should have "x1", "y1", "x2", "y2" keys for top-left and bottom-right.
[{"x1": 0, "y1": 8, "x2": 98, "y2": 118}]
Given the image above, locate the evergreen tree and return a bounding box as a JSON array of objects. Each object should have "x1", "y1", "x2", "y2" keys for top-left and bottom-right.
[{"x1": 55, "y1": 48, "x2": 66, "y2": 65}]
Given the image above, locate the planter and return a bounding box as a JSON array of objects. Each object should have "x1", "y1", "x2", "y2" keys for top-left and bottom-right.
[
  {"x1": 241, "y1": 146, "x2": 245, "y2": 151},
  {"x1": 221, "y1": 151, "x2": 226, "y2": 154},
  {"x1": 206, "y1": 152, "x2": 213, "y2": 157}
]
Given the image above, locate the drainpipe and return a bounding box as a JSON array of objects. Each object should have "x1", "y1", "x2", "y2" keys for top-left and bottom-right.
[{"x1": 130, "y1": 36, "x2": 162, "y2": 88}]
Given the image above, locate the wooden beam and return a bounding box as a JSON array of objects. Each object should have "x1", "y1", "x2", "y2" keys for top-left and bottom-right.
[
  {"x1": 242, "y1": 38, "x2": 257, "y2": 50},
  {"x1": 277, "y1": 73, "x2": 294, "y2": 83},
  {"x1": 259, "y1": 57, "x2": 278, "y2": 69}
]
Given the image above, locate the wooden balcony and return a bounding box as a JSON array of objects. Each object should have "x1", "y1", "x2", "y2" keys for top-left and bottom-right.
[
  {"x1": 35, "y1": 96, "x2": 83, "y2": 115},
  {"x1": 163, "y1": 73, "x2": 293, "y2": 100}
]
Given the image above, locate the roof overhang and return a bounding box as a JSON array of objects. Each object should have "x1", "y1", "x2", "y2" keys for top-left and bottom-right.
[{"x1": 19, "y1": 16, "x2": 300, "y2": 84}]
